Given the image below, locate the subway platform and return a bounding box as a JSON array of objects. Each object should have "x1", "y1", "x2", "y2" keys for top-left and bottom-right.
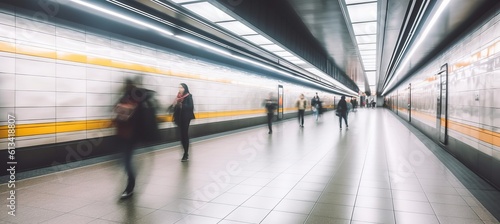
[{"x1": 1, "y1": 109, "x2": 499, "y2": 224}]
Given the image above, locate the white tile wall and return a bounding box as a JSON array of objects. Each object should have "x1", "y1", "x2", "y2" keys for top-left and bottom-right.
[
  {"x1": 56, "y1": 78, "x2": 86, "y2": 92},
  {"x1": 86, "y1": 67, "x2": 111, "y2": 81},
  {"x1": 56, "y1": 92, "x2": 86, "y2": 107},
  {"x1": 0, "y1": 11, "x2": 14, "y2": 26},
  {"x1": 16, "y1": 28, "x2": 55, "y2": 47},
  {"x1": 0, "y1": 23, "x2": 15, "y2": 39},
  {"x1": 16, "y1": 91, "x2": 55, "y2": 107},
  {"x1": 0, "y1": 73, "x2": 15, "y2": 90},
  {"x1": 56, "y1": 131, "x2": 88, "y2": 144},
  {"x1": 86, "y1": 80, "x2": 110, "y2": 94},
  {"x1": 0, "y1": 9, "x2": 337, "y2": 150},
  {"x1": 16, "y1": 58, "x2": 56, "y2": 77},
  {"x1": 0, "y1": 56, "x2": 15, "y2": 73},
  {"x1": 0, "y1": 90, "x2": 15, "y2": 107},
  {"x1": 56, "y1": 63, "x2": 86, "y2": 79},
  {"x1": 87, "y1": 106, "x2": 112, "y2": 119},
  {"x1": 56, "y1": 26, "x2": 86, "y2": 41},
  {"x1": 16, "y1": 75, "x2": 55, "y2": 91},
  {"x1": 16, "y1": 17, "x2": 55, "y2": 35},
  {"x1": 15, "y1": 107, "x2": 56, "y2": 121},
  {"x1": 86, "y1": 34, "x2": 110, "y2": 46},
  {"x1": 56, "y1": 107, "x2": 86, "y2": 120},
  {"x1": 56, "y1": 36, "x2": 85, "y2": 51},
  {"x1": 15, "y1": 135, "x2": 56, "y2": 148},
  {"x1": 86, "y1": 93, "x2": 111, "y2": 107}
]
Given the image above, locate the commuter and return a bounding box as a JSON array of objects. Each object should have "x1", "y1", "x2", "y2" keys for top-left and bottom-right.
[
  {"x1": 351, "y1": 98, "x2": 357, "y2": 112},
  {"x1": 337, "y1": 96, "x2": 348, "y2": 129},
  {"x1": 371, "y1": 99, "x2": 376, "y2": 108},
  {"x1": 346, "y1": 99, "x2": 352, "y2": 119},
  {"x1": 296, "y1": 94, "x2": 307, "y2": 127},
  {"x1": 172, "y1": 83, "x2": 195, "y2": 162},
  {"x1": 263, "y1": 93, "x2": 278, "y2": 134},
  {"x1": 317, "y1": 97, "x2": 323, "y2": 119},
  {"x1": 112, "y1": 78, "x2": 151, "y2": 199},
  {"x1": 311, "y1": 93, "x2": 322, "y2": 121}
]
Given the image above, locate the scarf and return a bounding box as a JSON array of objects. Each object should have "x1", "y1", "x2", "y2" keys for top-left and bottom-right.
[{"x1": 174, "y1": 92, "x2": 190, "y2": 105}]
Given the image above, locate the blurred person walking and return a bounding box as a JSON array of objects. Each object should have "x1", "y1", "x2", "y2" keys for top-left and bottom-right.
[
  {"x1": 311, "y1": 93, "x2": 320, "y2": 121},
  {"x1": 337, "y1": 96, "x2": 348, "y2": 129},
  {"x1": 263, "y1": 93, "x2": 278, "y2": 134},
  {"x1": 113, "y1": 78, "x2": 159, "y2": 199},
  {"x1": 172, "y1": 83, "x2": 195, "y2": 162},
  {"x1": 296, "y1": 94, "x2": 307, "y2": 127}
]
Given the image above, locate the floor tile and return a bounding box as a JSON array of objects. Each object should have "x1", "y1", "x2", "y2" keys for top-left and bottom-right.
[
  {"x1": 241, "y1": 195, "x2": 281, "y2": 210},
  {"x1": 260, "y1": 211, "x2": 308, "y2": 224},
  {"x1": 395, "y1": 211, "x2": 439, "y2": 224},
  {"x1": 224, "y1": 207, "x2": 270, "y2": 223},
  {"x1": 274, "y1": 199, "x2": 316, "y2": 214},
  {"x1": 6, "y1": 110, "x2": 500, "y2": 224},
  {"x1": 351, "y1": 207, "x2": 395, "y2": 224}
]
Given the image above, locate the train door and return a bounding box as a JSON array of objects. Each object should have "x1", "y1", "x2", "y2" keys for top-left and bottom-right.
[
  {"x1": 277, "y1": 85, "x2": 284, "y2": 120},
  {"x1": 437, "y1": 64, "x2": 448, "y2": 144},
  {"x1": 407, "y1": 83, "x2": 411, "y2": 122}
]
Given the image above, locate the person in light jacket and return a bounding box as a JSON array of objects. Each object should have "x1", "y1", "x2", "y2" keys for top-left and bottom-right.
[{"x1": 296, "y1": 94, "x2": 307, "y2": 127}]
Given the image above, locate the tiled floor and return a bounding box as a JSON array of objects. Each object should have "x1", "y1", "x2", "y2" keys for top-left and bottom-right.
[{"x1": 1, "y1": 109, "x2": 499, "y2": 224}]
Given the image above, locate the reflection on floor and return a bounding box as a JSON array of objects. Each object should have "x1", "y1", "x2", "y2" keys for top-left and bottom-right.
[{"x1": 1, "y1": 109, "x2": 499, "y2": 224}]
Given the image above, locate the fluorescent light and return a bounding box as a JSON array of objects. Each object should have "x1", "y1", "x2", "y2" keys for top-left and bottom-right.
[
  {"x1": 362, "y1": 58, "x2": 376, "y2": 62},
  {"x1": 242, "y1": 34, "x2": 273, "y2": 45},
  {"x1": 347, "y1": 2, "x2": 377, "y2": 23},
  {"x1": 273, "y1": 51, "x2": 295, "y2": 57},
  {"x1": 176, "y1": 35, "x2": 230, "y2": 56},
  {"x1": 361, "y1": 55, "x2": 376, "y2": 60},
  {"x1": 346, "y1": 0, "x2": 376, "y2": 4},
  {"x1": 352, "y1": 22, "x2": 377, "y2": 35},
  {"x1": 358, "y1": 43, "x2": 376, "y2": 50},
  {"x1": 360, "y1": 50, "x2": 376, "y2": 57},
  {"x1": 71, "y1": 0, "x2": 173, "y2": 36},
  {"x1": 383, "y1": 0, "x2": 451, "y2": 95},
  {"x1": 356, "y1": 35, "x2": 376, "y2": 44},
  {"x1": 216, "y1": 21, "x2": 257, "y2": 35},
  {"x1": 182, "y1": 2, "x2": 234, "y2": 22},
  {"x1": 283, "y1": 56, "x2": 307, "y2": 65},
  {"x1": 108, "y1": 0, "x2": 177, "y2": 30},
  {"x1": 260, "y1": 44, "x2": 285, "y2": 52},
  {"x1": 170, "y1": 0, "x2": 199, "y2": 3}
]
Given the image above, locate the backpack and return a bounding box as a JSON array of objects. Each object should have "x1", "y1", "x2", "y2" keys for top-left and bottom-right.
[
  {"x1": 135, "y1": 89, "x2": 160, "y2": 144},
  {"x1": 114, "y1": 101, "x2": 138, "y2": 121}
]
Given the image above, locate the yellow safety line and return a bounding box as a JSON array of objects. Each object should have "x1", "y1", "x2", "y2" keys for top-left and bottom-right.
[{"x1": 395, "y1": 107, "x2": 500, "y2": 147}]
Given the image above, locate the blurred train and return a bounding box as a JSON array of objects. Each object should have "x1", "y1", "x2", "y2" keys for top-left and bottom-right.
[
  {"x1": 385, "y1": 11, "x2": 500, "y2": 189},
  {"x1": 0, "y1": 3, "x2": 344, "y2": 176}
]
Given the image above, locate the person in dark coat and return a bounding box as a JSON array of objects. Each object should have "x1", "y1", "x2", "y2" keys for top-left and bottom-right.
[
  {"x1": 337, "y1": 96, "x2": 349, "y2": 129},
  {"x1": 263, "y1": 93, "x2": 278, "y2": 134},
  {"x1": 172, "y1": 83, "x2": 195, "y2": 161},
  {"x1": 113, "y1": 79, "x2": 141, "y2": 199}
]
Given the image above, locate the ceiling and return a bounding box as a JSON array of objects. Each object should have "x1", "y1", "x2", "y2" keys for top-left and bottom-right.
[
  {"x1": 286, "y1": 0, "x2": 499, "y2": 95},
  {"x1": 4, "y1": 0, "x2": 499, "y2": 96}
]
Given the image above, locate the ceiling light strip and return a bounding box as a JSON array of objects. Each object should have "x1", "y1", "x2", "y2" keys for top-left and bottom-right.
[
  {"x1": 382, "y1": 0, "x2": 450, "y2": 95},
  {"x1": 72, "y1": 0, "x2": 173, "y2": 36}
]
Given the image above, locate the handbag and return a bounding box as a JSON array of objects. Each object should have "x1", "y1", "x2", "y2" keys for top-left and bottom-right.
[
  {"x1": 114, "y1": 101, "x2": 138, "y2": 121},
  {"x1": 335, "y1": 111, "x2": 340, "y2": 117}
]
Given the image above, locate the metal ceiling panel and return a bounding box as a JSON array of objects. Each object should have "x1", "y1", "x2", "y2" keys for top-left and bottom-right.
[{"x1": 286, "y1": 0, "x2": 365, "y2": 91}]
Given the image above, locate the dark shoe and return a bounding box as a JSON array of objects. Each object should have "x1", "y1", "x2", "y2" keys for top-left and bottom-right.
[
  {"x1": 120, "y1": 190, "x2": 133, "y2": 199},
  {"x1": 181, "y1": 154, "x2": 189, "y2": 162},
  {"x1": 268, "y1": 131, "x2": 272, "y2": 134}
]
